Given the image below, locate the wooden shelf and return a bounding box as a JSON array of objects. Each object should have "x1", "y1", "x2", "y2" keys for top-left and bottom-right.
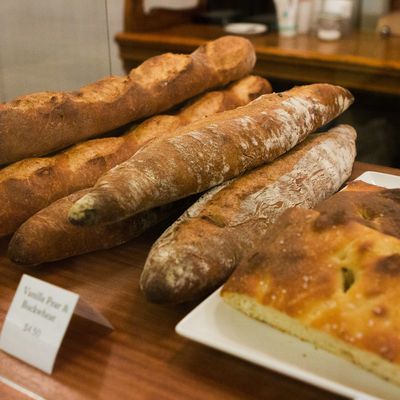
[
  {"x1": 1, "y1": 162, "x2": 400, "y2": 399},
  {"x1": 116, "y1": 23, "x2": 400, "y2": 96}
]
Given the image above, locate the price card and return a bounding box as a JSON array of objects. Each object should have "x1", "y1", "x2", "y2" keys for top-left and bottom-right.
[{"x1": 0, "y1": 274, "x2": 112, "y2": 374}]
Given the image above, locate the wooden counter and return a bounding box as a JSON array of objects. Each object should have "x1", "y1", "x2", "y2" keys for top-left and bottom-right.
[
  {"x1": 1, "y1": 161, "x2": 400, "y2": 400},
  {"x1": 116, "y1": 24, "x2": 400, "y2": 96}
]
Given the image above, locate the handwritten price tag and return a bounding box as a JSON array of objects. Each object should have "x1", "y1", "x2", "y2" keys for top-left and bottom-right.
[{"x1": 0, "y1": 274, "x2": 112, "y2": 374}]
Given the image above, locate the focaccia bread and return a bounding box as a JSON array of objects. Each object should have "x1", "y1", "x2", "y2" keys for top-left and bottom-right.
[
  {"x1": 343, "y1": 180, "x2": 384, "y2": 192},
  {"x1": 0, "y1": 75, "x2": 271, "y2": 237},
  {"x1": 314, "y1": 181, "x2": 400, "y2": 239},
  {"x1": 222, "y1": 185, "x2": 400, "y2": 386},
  {"x1": 69, "y1": 84, "x2": 354, "y2": 226},
  {"x1": 140, "y1": 125, "x2": 356, "y2": 303},
  {"x1": 0, "y1": 36, "x2": 256, "y2": 164}
]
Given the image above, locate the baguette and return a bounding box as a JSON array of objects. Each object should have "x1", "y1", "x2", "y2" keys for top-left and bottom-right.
[
  {"x1": 8, "y1": 189, "x2": 194, "y2": 265},
  {"x1": 0, "y1": 36, "x2": 256, "y2": 164},
  {"x1": 0, "y1": 76, "x2": 271, "y2": 237},
  {"x1": 140, "y1": 125, "x2": 357, "y2": 303},
  {"x1": 69, "y1": 84, "x2": 354, "y2": 227}
]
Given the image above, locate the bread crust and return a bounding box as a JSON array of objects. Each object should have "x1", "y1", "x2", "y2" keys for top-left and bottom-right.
[
  {"x1": 314, "y1": 184, "x2": 400, "y2": 238},
  {"x1": 140, "y1": 125, "x2": 357, "y2": 303},
  {"x1": 8, "y1": 189, "x2": 192, "y2": 265},
  {"x1": 0, "y1": 36, "x2": 256, "y2": 164},
  {"x1": 69, "y1": 84, "x2": 354, "y2": 226},
  {"x1": 0, "y1": 76, "x2": 270, "y2": 237},
  {"x1": 221, "y1": 185, "x2": 400, "y2": 384}
]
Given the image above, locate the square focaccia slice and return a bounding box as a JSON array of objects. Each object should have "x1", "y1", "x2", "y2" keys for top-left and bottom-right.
[{"x1": 222, "y1": 185, "x2": 400, "y2": 385}]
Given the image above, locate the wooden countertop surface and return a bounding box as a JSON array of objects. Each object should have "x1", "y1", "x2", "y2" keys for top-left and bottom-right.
[
  {"x1": 1, "y1": 161, "x2": 399, "y2": 400},
  {"x1": 116, "y1": 24, "x2": 400, "y2": 96}
]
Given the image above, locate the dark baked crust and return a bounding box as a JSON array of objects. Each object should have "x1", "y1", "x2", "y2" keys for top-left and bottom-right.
[
  {"x1": 140, "y1": 125, "x2": 356, "y2": 303},
  {"x1": 8, "y1": 189, "x2": 190, "y2": 265},
  {"x1": 0, "y1": 36, "x2": 256, "y2": 164},
  {"x1": 0, "y1": 75, "x2": 270, "y2": 237},
  {"x1": 314, "y1": 184, "x2": 400, "y2": 238},
  {"x1": 6, "y1": 77, "x2": 272, "y2": 264},
  {"x1": 69, "y1": 84, "x2": 354, "y2": 226},
  {"x1": 222, "y1": 183, "x2": 400, "y2": 368}
]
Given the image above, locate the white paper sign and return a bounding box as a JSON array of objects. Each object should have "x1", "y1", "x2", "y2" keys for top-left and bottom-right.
[{"x1": 0, "y1": 274, "x2": 111, "y2": 374}]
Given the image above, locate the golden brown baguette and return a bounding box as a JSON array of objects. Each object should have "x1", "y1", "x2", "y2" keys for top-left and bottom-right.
[
  {"x1": 8, "y1": 189, "x2": 194, "y2": 265},
  {"x1": 140, "y1": 125, "x2": 357, "y2": 303},
  {"x1": 69, "y1": 84, "x2": 354, "y2": 227},
  {"x1": 0, "y1": 36, "x2": 256, "y2": 164},
  {"x1": 0, "y1": 76, "x2": 271, "y2": 237},
  {"x1": 221, "y1": 186, "x2": 400, "y2": 386}
]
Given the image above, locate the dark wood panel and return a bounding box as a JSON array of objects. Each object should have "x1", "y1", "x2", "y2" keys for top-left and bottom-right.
[
  {"x1": 1, "y1": 162, "x2": 399, "y2": 399},
  {"x1": 115, "y1": 24, "x2": 400, "y2": 95}
]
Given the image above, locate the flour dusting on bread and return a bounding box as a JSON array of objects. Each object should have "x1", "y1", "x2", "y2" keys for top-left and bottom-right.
[
  {"x1": 140, "y1": 124, "x2": 356, "y2": 303},
  {"x1": 69, "y1": 84, "x2": 354, "y2": 226},
  {"x1": 233, "y1": 126, "x2": 356, "y2": 224}
]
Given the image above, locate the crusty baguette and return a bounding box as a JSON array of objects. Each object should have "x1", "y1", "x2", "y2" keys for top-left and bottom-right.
[
  {"x1": 0, "y1": 36, "x2": 256, "y2": 164},
  {"x1": 8, "y1": 189, "x2": 194, "y2": 265},
  {"x1": 0, "y1": 76, "x2": 271, "y2": 237},
  {"x1": 69, "y1": 84, "x2": 354, "y2": 226},
  {"x1": 221, "y1": 187, "x2": 400, "y2": 386},
  {"x1": 140, "y1": 125, "x2": 357, "y2": 303}
]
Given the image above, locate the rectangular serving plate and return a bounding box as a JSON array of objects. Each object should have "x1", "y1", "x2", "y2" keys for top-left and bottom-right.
[{"x1": 176, "y1": 172, "x2": 400, "y2": 400}]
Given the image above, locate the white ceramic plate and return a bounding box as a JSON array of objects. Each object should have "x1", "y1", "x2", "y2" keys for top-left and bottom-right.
[
  {"x1": 176, "y1": 172, "x2": 400, "y2": 400},
  {"x1": 224, "y1": 23, "x2": 268, "y2": 35}
]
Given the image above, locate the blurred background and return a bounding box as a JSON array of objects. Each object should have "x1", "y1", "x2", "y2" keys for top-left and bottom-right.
[
  {"x1": 0, "y1": 0, "x2": 399, "y2": 166},
  {"x1": 0, "y1": 0, "x2": 124, "y2": 102}
]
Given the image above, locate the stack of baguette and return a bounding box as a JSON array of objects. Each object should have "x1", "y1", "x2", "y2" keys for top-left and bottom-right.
[
  {"x1": 140, "y1": 125, "x2": 356, "y2": 303},
  {"x1": 0, "y1": 36, "x2": 259, "y2": 238},
  {"x1": 65, "y1": 80, "x2": 354, "y2": 302},
  {"x1": 0, "y1": 35, "x2": 256, "y2": 164},
  {"x1": 3, "y1": 36, "x2": 357, "y2": 309},
  {"x1": 2, "y1": 75, "x2": 270, "y2": 239},
  {"x1": 8, "y1": 75, "x2": 271, "y2": 263}
]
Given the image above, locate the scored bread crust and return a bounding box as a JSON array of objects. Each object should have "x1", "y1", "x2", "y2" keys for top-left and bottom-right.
[
  {"x1": 222, "y1": 186, "x2": 400, "y2": 386},
  {"x1": 8, "y1": 189, "x2": 193, "y2": 265},
  {"x1": 0, "y1": 36, "x2": 256, "y2": 164},
  {"x1": 69, "y1": 84, "x2": 354, "y2": 226},
  {"x1": 0, "y1": 76, "x2": 271, "y2": 238},
  {"x1": 140, "y1": 125, "x2": 357, "y2": 303},
  {"x1": 6, "y1": 77, "x2": 272, "y2": 264}
]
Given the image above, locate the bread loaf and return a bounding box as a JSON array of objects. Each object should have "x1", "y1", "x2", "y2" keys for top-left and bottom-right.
[
  {"x1": 314, "y1": 181, "x2": 400, "y2": 238},
  {"x1": 0, "y1": 36, "x2": 256, "y2": 164},
  {"x1": 69, "y1": 84, "x2": 354, "y2": 227},
  {"x1": 344, "y1": 180, "x2": 383, "y2": 192},
  {"x1": 140, "y1": 125, "x2": 357, "y2": 303},
  {"x1": 0, "y1": 76, "x2": 271, "y2": 237},
  {"x1": 8, "y1": 189, "x2": 194, "y2": 265},
  {"x1": 221, "y1": 185, "x2": 400, "y2": 386}
]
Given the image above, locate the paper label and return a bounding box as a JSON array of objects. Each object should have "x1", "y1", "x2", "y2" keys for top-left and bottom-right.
[{"x1": 0, "y1": 275, "x2": 80, "y2": 373}]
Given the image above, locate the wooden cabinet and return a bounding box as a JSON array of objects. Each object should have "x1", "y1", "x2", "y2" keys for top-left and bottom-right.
[{"x1": 116, "y1": 23, "x2": 400, "y2": 96}]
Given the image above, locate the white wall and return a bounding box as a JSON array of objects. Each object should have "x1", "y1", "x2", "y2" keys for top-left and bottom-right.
[
  {"x1": 107, "y1": 0, "x2": 125, "y2": 78},
  {"x1": 362, "y1": 0, "x2": 390, "y2": 14},
  {"x1": 0, "y1": 0, "x2": 125, "y2": 102}
]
